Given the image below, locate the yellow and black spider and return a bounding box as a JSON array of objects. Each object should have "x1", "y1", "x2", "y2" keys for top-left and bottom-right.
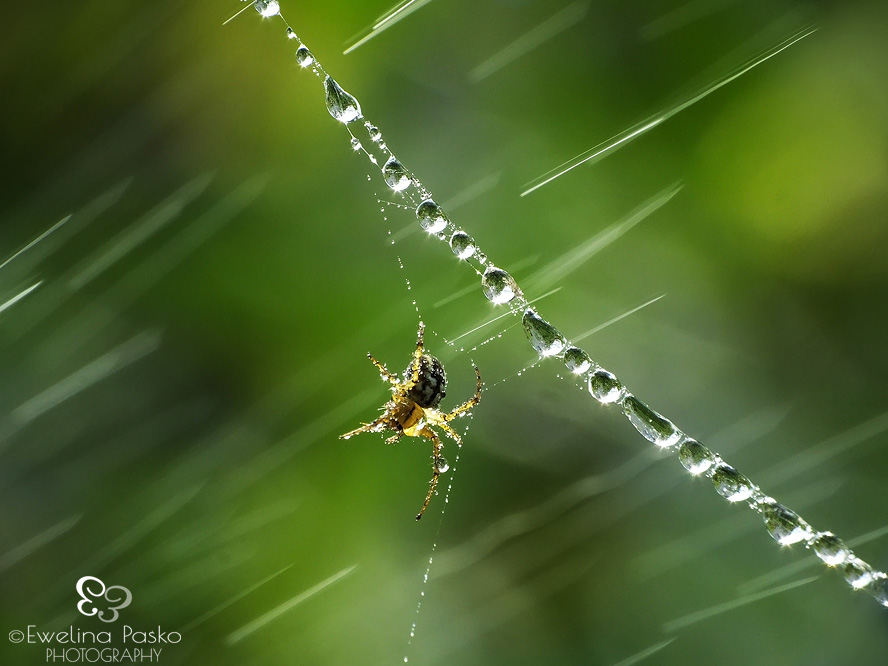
[{"x1": 340, "y1": 322, "x2": 482, "y2": 520}]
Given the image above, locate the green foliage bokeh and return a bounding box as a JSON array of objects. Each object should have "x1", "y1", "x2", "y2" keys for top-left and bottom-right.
[{"x1": 2, "y1": 1, "x2": 888, "y2": 665}]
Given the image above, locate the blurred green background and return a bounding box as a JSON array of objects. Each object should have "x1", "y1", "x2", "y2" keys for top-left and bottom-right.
[{"x1": 2, "y1": 0, "x2": 888, "y2": 664}]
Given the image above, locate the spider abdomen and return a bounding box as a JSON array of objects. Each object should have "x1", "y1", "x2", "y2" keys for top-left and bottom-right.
[{"x1": 405, "y1": 353, "x2": 446, "y2": 408}]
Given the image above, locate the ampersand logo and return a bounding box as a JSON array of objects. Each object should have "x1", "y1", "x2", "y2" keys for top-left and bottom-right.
[{"x1": 75, "y1": 576, "x2": 132, "y2": 623}]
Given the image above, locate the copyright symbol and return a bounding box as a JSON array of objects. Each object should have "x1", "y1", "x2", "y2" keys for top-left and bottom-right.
[{"x1": 8, "y1": 629, "x2": 24, "y2": 643}]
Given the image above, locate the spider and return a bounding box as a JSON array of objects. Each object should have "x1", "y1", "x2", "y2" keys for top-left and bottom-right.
[{"x1": 340, "y1": 322, "x2": 482, "y2": 520}]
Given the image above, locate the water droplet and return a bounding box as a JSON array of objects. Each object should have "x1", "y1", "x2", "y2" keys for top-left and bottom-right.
[
  {"x1": 621, "y1": 395, "x2": 683, "y2": 448},
  {"x1": 710, "y1": 463, "x2": 755, "y2": 502},
  {"x1": 383, "y1": 157, "x2": 412, "y2": 191},
  {"x1": 844, "y1": 557, "x2": 874, "y2": 589},
  {"x1": 562, "y1": 346, "x2": 592, "y2": 374},
  {"x1": 254, "y1": 0, "x2": 280, "y2": 17},
  {"x1": 366, "y1": 124, "x2": 382, "y2": 142},
  {"x1": 481, "y1": 266, "x2": 520, "y2": 304},
  {"x1": 811, "y1": 532, "x2": 850, "y2": 566},
  {"x1": 759, "y1": 500, "x2": 811, "y2": 545},
  {"x1": 522, "y1": 308, "x2": 566, "y2": 357},
  {"x1": 415, "y1": 199, "x2": 447, "y2": 233},
  {"x1": 449, "y1": 231, "x2": 475, "y2": 259},
  {"x1": 286, "y1": 27, "x2": 297, "y2": 39},
  {"x1": 864, "y1": 574, "x2": 888, "y2": 607},
  {"x1": 587, "y1": 368, "x2": 624, "y2": 404},
  {"x1": 436, "y1": 457, "x2": 449, "y2": 473},
  {"x1": 295, "y1": 45, "x2": 314, "y2": 67},
  {"x1": 350, "y1": 137, "x2": 362, "y2": 151},
  {"x1": 677, "y1": 438, "x2": 715, "y2": 475},
  {"x1": 324, "y1": 76, "x2": 362, "y2": 123}
]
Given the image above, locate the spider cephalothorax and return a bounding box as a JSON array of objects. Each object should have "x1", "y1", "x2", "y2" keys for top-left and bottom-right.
[{"x1": 340, "y1": 322, "x2": 482, "y2": 520}]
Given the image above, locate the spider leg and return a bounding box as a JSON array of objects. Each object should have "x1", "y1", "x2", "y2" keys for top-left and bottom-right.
[
  {"x1": 437, "y1": 421, "x2": 463, "y2": 445},
  {"x1": 340, "y1": 414, "x2": 391, "y2": 440},
  {"x1": 415, "y1": 321, "x2": 426, "y2": 354},
  {"x1": 416, "y1": 426, "x2": 444, "y2": 521},
  {"x1": 385, "y1": 432, "x2": 403, "y2": 445},
  {"x1": 444, "y1": 365, "x2": 482, "y2": 422},
  {"x1": 403, "y1": 321, "x2": 426, "y2": 390},
  {"x1": 368, "y1": 353, "x2": 400, "y2": 385}
]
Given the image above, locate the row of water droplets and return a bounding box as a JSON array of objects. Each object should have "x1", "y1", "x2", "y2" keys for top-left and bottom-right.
[{"x1": 256, "y1": 1, "x2": 888, "y2": 607}]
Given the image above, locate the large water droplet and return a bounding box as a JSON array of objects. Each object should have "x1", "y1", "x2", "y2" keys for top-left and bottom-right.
[
  {"x1": 864, "y1": 574, "x2": 888, "y2": 607},
  {"x1": 811, "y1": 532, "x2": 850, "y2": 566},
  {"x1": 295, "y1": 45, "x2": 314, "y2": 67},
  {"x1": 383, "y1": 157, "x2": 412, "y2": 191},
  {"x1": 449, "y1": 231, "x2": 475, "y2": 259},
  {"x1": 677, "y1": 438, "x2": 715, "y2": 475},
  {"x1": 522, "y1": 308, "x2": 566, "y2": 357},
  {"x1": 562, "y1": 346, "x2": 592, "y2": 375},
  {"x1": 435, "y1": 457, "x2": 450, "y2": 474},
  {"x1": 760, "y1": 500, "x2": 811, "y2": 545},
  {"x1": 254, "y1": 0, "x2": 280, "y2": 17},
  {"x1": 481, "y1": 266, "x2": 520, "y2": 304},
  {"x1": 416, "y1": 199, "x2": 447, "y2": 233},
  {"x1": 621, "y1": 395, "x2": 683, "y2": 448},
  {"x1": 844, "y1": 557, "x2": 874, "y2": 589},
  {"x1": 350, "y1": 137, "x2": 362, "y2": 151},
  {"x1": 710, "y1": 462, "x2": 755, "y2": 502},
  {"x1": 324, "y1": 76, "x2": 362, "y2": 123},
  {"x1": 587, "y1": 368, "x2": 624, "y2": 404}
]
